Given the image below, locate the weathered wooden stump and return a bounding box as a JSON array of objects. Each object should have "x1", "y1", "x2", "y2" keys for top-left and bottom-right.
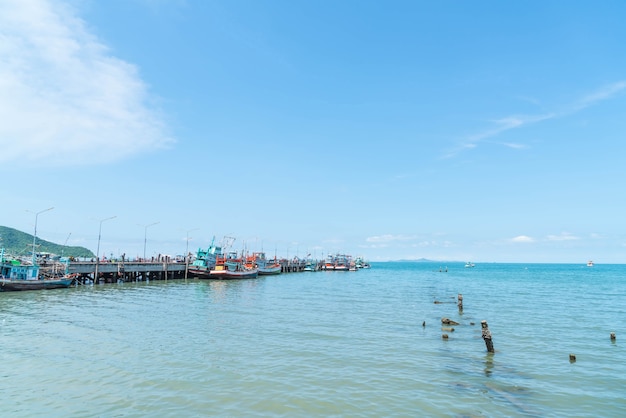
[
  {"x1": 422, "y1": 321, "x2": 426, "y2": 327},
  {"x1": 442, "y1": 334, "x2": 449, "y2": 339},
  {"x1": 442, "y1": 327, "x2": 455, "y2": 332},
  {"x1": 569, "y1": 354, "x2": 576, "y2": 363},
  {"x1": 481, "y1": 320, "x2": 494, "y2": 353},
  {"x1": 442, "y1": 317, "x2": 459, "y2": 325},
  {"x1": 610, "y1": 332, "x2": 616, "y2": 341},
  {"x1": 457, "y1": 293, "x2": 463, "y2": 312}
]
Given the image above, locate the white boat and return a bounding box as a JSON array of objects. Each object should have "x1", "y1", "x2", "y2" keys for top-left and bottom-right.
[
  {"x1": 587, "y1": 260, "x2": 594, "y2": 267},
  {"x1": 465, "y1": 262, "x2": 475, "y2": 268}
]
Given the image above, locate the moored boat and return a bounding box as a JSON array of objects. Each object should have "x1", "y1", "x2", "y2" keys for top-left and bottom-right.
[
  {"x1": 208, "y1": 251, "x2": 258, "y2": 280},
  {"x1": 188, "y1": 238, "x2": 223, "y2": 279},
  {"x1": 0, "y1": 249, "x2": 74, "y2": 291},
  {"x1": 0, "y1": 276, "x2": 75, "y2": 291},
  {"x1": 251, "y1": 252, "x2": 282, "y2": 276},
  {"x1": 333, "y1": 254, "x2": 351, "y2": 271},
  {"x1": 354, "y1": 256, "x2": 371, "y2": 269},
  {"x1": 322, "y1": 254, "x2": 336, "y2": 270}
]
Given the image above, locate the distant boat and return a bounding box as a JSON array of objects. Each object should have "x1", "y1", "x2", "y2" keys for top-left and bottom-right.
[
  {"x1": 587, "y1": 260, "x2": 594, "y2": 267},
  {"x1": 334, "y1": 254, "x2": 350, "y2": 271},
  {"x1": 465, "y1": 262, "x2": 475, "y2": 268},
  {"x1": 322, "y1": 254, "x2": 335, "y2": 271},
  {"x1": 303, "y1": 256, "x2": 316, "y2": 271},
  {"x1": 354, "y1": 256, "x2": 371, "y2": 269}
]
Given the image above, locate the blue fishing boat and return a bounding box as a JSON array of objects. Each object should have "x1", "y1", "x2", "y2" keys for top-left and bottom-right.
[
  {"x1": 188, "y1": 238, "x2": 223, "y2": 279},
  {"x1": 250, "y1": 252, "x2": 281, "y2": 276},
  {"x1": 0, "y1": 249, "x2": 74, "y2": 291}
]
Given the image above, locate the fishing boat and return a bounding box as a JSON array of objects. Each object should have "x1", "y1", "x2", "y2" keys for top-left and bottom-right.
[
  {"x1": 0, "y1": 249, "x2": 74, "y2": 291},
  {"x1": 465, "y1": 262, "x2": 475, "y2": 268},
  {"x1": 208, "y1": 251, "x2": 258, "y2": 280},
  {"x1": 303, "y1": 257, "x2": 316, "y2": 271},
  {"x1": 354, "y1": 256, "x2": 371, "y2": 269},
  {"x1": 333, "y1": 254, "x2": 351, "y2": 271},
  {"x1": 250, "y1": 252, "x2": 281, "y2": 276},
  {"x1": 587, "y1": 260, "x2": 594, "y2": 267},
  {"x1": 188, "y1": 238, "x2": 223, "y2": 279},
  {"x1": 322, "y1": 254, "x2": 335, "y2": 270}
]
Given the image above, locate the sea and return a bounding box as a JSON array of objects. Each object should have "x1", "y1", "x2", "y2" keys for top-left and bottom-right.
[{"x1": 1, "y1": 262, "x2": 624, "y2": 417}]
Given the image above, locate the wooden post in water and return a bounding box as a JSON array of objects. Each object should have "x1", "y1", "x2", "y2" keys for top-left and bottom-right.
[
  {"x1": 481, "y1": 320, "x2": 494, "y2": 353},
  {"x1": 611, "y1": 332, "x2": 616, "y2": 341},
  {"x1": 457, "y1": 293, "x2": 463, "y2": 312}
]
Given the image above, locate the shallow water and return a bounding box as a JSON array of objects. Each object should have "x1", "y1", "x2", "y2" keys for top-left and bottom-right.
[{"x1": 1, "y1": 262, "x2": 624, "y2": 417}]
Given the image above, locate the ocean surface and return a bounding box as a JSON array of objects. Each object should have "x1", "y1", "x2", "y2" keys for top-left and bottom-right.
[{"x1": 1, "y1": 262, "x2": 625, "y2": 417}]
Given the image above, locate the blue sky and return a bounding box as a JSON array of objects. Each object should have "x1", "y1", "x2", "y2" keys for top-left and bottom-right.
[{"x1": 2, "y1": 0, "x2": 625, "y2": 263}]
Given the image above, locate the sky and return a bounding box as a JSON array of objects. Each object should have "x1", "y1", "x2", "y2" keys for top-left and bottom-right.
[{"x1": 1, "y1": 0, "x2": 626, "y2": 263}]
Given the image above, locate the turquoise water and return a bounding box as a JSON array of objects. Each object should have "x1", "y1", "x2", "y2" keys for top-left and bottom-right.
[{"x1": 1, "y1": 262, "x2": 625, "y2": 417}]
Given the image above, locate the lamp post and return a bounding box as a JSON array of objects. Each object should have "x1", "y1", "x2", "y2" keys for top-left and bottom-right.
[
  {"x1": 184, "y1": 228, "x2": 198, "y2": 280},
  {"x1": 27, "y1": 207, "x2": 54, "y2": 265},
  {"x1": 140, "y1": 222, "x2": 159, "y2": 261},
  {"x1": 95, "y1": 216, "x2": 116, "y2": 284}
]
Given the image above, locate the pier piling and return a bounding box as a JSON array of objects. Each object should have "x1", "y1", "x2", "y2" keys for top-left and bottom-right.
[{"x1": 481, "y1": 320, "x2": 494, "y2": 353}]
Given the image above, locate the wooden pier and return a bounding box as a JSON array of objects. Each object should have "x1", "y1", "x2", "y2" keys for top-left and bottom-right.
[{"x1": 53, "y1": 258, "x2": 323, "y2": 284}]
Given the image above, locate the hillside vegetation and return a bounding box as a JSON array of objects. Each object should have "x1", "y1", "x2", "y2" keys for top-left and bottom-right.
[{"x1": 0, "y1": 226, "x2": 94, "y2": 258}]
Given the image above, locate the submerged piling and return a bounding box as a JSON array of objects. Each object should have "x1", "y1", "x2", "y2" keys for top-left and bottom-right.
[
  {"x1": 457, "y1": 293, "x2": 463, "y2": 312},
  {"x1": 481, "y1": 320, "x2": 494, "y2": 353}
]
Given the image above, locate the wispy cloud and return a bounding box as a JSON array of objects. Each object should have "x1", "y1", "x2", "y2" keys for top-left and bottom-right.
[
  {"x1": 366, "y1": 234, "x2": 417, "y2": 243},
  {"x1": 574, "y1": 81, "x2": 626, "y2": 110},
  {"x1": 511, "y1": 235, "x2": 534, "y2": 243},
  {"x1": 0, "y1": 0, "x2": 173, "y2": 167},
  {"x1": 546, "y1": 232, "x2": 579, "y2": 241},
  {"x1": 446, "y1": 81, "x2": 626, "y2": 158},
  {"x1": 362, "y1": 234, "x2": 418, "y2": 249}
]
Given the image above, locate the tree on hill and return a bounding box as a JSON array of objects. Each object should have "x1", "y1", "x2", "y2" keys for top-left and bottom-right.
[{"x1": 0, "y1": 226, "x2": 94, "y2": 258}]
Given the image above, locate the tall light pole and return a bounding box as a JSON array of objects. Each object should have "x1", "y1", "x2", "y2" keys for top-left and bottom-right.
[
  {"x1": 27, "y1": 207, "x2": 54, "y2": 265},
  {"x1": 140, "y1": 221, "x2": 159, "y2": 261},
  {"x1": 184, "y1": 228, "x2": 198, "y2": 280},
  {"x1": 95, "y1": 216, "x2": 116, "y2": 284}
]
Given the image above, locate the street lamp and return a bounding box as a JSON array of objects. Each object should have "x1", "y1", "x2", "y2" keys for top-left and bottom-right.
[
  {"x1": 140, "y1": 221, "x2": 159, "y2": 261},
  {"x1": 95, "y1": 216, "x2": 116, "y2": 284},
  {"x1": 27, "y1": 207, "x2": 54, "y2": 265},
  {"x1": 184, "y1": 228, "x2": 199, "y2": 280}
]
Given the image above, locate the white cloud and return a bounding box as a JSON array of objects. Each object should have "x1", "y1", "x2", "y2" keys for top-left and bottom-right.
[
  {"x1": 546, "y1": 232, "x2": 579, "y2": 241},
  {"x1": 511, "y1": 235, "x2": 534, "y2": 243},
  {"x1": 0, "y1": 0, "x2": 173, "y2": 166},
  {"x1": 365, "y1": 234, "x2": 416, "y2": 243}
]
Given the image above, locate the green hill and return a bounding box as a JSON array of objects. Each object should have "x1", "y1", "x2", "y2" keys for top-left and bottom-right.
[{"x1": 0, "y1": 226, "x2": 94, "y2": 258}]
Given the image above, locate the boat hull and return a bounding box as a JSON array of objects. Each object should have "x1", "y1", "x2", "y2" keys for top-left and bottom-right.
[
  {"x1": 0, "y1": 277, "x2": 74, "y2": 291},
  {"x1": 208, "y1": 269, "x2": 258, "y2": 280},
  {"x1": 258, "y1": 265, "x2": 281, "y2": 275},
  {"x1": 187, "y1": 267, "x2": 213, "y2": 279}
]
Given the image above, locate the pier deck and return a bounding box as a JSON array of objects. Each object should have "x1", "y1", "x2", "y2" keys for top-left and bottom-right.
[{"x1": 49, "y1": 259, "x2": 322, "y2": 284}]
